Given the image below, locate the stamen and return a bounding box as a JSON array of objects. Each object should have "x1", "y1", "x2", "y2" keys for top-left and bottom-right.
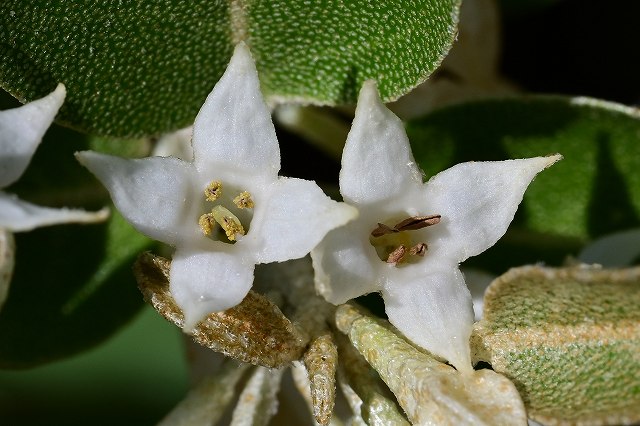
[
  {"x1": 211, "y1": 205, "x2": 245, "y2": 241},
  {"x1": 204, "y1": 181, "x2": 223, "y2": 201},
  {"x1": 233, "y1": 191, "x2": 254, "y2": 209},
  {"x1": 393, "y1": 215, "x2": 441, "y2": 232},
  {"x1": 409, "y1": 242, "x2": 427, "y2": 257},
  {"x1": 371, "y1": 222, "x2": 395, "y2": 237},
  {"x1": 198, "y1": 213, "x2": 216, "y2": 236},
  {"x1": 386, "y1": 245, "x2": 407, "y2": 264}
]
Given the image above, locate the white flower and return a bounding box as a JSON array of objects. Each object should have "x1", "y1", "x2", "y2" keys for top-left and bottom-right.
[
  {"x1": 0, "y1": 84, "x2": 108, "y2": 231},
  {"x1": 76, "y1": 43, "x2": 357, "y2": 330},
  {"x1": 311, "y1": 81, "x2": 560, "y2": 373},
  {"x1": 0, "y1": 85, "x2": 109, "y2": 308}
]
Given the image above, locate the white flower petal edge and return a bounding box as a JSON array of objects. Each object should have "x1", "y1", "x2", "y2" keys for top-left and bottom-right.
[
  {"x1": 0, "y1": 84, "x2": 66, "y2": 188},
  {"x1": 382, "y1": 267, "x2": 475, "y2": 372},
  {"x1": 0, "y1": 85, "x2": 109, "y2": 232},
  {"x1": 170, "y1": 249, "x2": 255, "y2": 330},
  {"x1": 312, "y1": 80, "x2": 560, "y2": 373},
  {"x1": 78, "y1": 43, "x2": 357, "y2": 331},
  {"x1": 0, "y1": 193, "x2": 108, "y2": 232}
]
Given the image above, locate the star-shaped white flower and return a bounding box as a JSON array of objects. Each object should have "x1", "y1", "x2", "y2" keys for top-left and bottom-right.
[
  {"x1": 0, "y1": 84, "x2": 109, "y2": 308},
  {"x1": 77, "y1": 43, "x2": 357, "y2": 330},
  {"x1": 311, "y1": 81, "x2": 560, "y2": 373}
]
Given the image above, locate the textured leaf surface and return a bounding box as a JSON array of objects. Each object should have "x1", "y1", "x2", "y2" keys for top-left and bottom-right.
[
  {"x1": 1, "y1": 1, "x2": 460, "y2": 137},
  {"x1": 335, "y1": 304, "x2": 527, "y2": 425},
  {"x1": 407, "y1": 97, "x2": 640, "y2": 256},
  {"x1": 134, "y1": 252, "x2": 306, "y2": 368},
  {"x1": 471, "y1": 265, "x2": 640, "y2": 425}
]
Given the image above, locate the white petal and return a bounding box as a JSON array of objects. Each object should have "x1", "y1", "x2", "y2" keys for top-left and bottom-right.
[
  {"x1": 153, "y1": 126, "x2": 194, "y2": 161},
  {"x1": 0, "y1": 192, "x2": 108, "y2": 232},
  {"x1": 192, "y1": 43, "x2": 280, "y2": 181},
  {"x1": 382, "y1": 266, "x2": 475, "y2": 374},
  {"x1": 248, "y1": 177, "x2": 358, "y2": 264},
  {"x1": 424, "y1": 155, "x2": 561, "y2": 262},
  {"x1": 76, "y1": 151, "x2": 195, "y2": 246},
  {"x1": 0, "y1": 84, "x2": 65, "y2": 188},
  {"x1": 310, "y1": 223, "x2": 379, "y2": 305},
  {"x1": 0, "y1": 228, "x2": 15, "y2": 311},
  {"x1": 170, "y1": 248, "x2": 255, "y2": 331},
  {"x1": 340, "y1": 81, "x2": 423, "y2": 205},
  {"x1": 578, "y1": 227, "x2": 640, "y2": 267}
]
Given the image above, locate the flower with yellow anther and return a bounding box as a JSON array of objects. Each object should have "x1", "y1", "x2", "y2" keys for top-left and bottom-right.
[
  {"x1": 311, "y1": 81, "x2": 561, "y2": 374},
  {"x1": 77, "y1": 43, "x2": 357, "y2": 330}
]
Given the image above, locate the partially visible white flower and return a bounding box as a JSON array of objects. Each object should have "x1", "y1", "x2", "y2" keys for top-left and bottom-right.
[
  {"x1": 312, "y1": 81, "x2": 560, "y2": 373},
  {"x1": 77, "y1": 43, "x2": 357, "y2": 330},
  {"x1": 578, "y1": 227, "x2": 640, "y2": 267},
  {"x1": 0, "y1": 85, "x2": 109, "y2": 308}
]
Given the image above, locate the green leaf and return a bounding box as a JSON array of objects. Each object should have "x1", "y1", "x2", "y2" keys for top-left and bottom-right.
[
  {"x1": 0, "y1": 113, "x2": 153, "y2": 368},
  {"x1": 1, "y1": 1, "x2": 460, "y2": 137},
  {"x1": 471, "y1": 265, "x2": 640, "y2": 425},
  {"x1": 406, "y1": 97, "x2": 640, "y2": 242},
  {"x1": 0, "y1": 211, "x2": 154, "y2": 368}
]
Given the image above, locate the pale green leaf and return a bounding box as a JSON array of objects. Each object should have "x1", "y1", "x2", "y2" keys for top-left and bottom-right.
[{"x1": 472, "y1": 265, "x2": 640, "y2": 425}]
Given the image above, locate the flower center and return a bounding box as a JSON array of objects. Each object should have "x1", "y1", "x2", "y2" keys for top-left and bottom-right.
[
  {"x1": 198, "y1": 180, "x2": 254, "y2": 243},
  {"x1": 369, "y1": 214, "x2": 441, "y2": 265}
]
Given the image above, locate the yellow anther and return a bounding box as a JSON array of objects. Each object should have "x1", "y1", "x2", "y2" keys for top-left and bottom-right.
[
  {"x1": 198, "y1": 213, "x2": 216, "y2": 236},
  {"x1": 204, "y1": 181, "x2": 223, "y2": 201},
  {"x1": 233, "y1": 191, "x2": 254, "y2": 209},
  {"x1": 211, "y1": 205, "x2": 245, "y2": 241}
]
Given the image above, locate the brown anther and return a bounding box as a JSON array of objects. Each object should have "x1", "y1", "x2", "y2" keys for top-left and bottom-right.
[
  {"x1": 386, "y1": 245, "x2": 407, "y2": 264},
  {"x1": 393, "y1": 214, "x2": 441, "y2": 232},
  {"x1": 409, "y1": 242, "x2": 427, "y2": 257},
  {"x1": 371, "y1": 222, "x2": 396, "y2": 237}
]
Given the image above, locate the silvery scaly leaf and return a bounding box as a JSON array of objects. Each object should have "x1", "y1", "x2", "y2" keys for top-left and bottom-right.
[
  {"x1": 133, "y1": 252, "x2": 306, "y2": 368},
  {"x1": 303, "y1": 333, "x2": 339, "y2": 426},
  {"x1": 230, "y1": 366, "x2": 284, "y2": 426},
  {"x1": 78, "y1": 43, "x2": 356, "y2": 330},
  {"x1": 472, "y1": 265, "x2": 640, "y2": 425},
  {"x1": 312, "y1": 81, "x2": 560, "y2": 372},
  {"x1": 335, "y1": 333, "x2": 409, "y2": 426},
  {"x1": 158, "y1": 359, "x2": 249, "y2": 426},
  {"x1": 336, "y1": 304, "x2": 527, "y2": 426}
]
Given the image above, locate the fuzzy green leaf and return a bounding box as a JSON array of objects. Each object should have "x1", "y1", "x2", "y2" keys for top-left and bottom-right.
[
  {"x1": 407, "y1": 96, "x2": 640, "y2": 244},
  {"x1": 471, "y1": 265, "x2": 640, "y2": 425},
  {"x1": 1, "y1": 1, "x2": 460, "y2": 137}
]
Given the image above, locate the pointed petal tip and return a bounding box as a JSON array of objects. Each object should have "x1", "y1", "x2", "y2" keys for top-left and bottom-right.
[
  {"x1": 544, "y1": 153, "x2": 563, "y2": 167},
  {"x1": 228, "y1": 41, "x2": 257, "y2": 75},
  {"x1": 35, "y1": 83, "x2": 66, "y2": 112},
  {"x1": 358, "y1": 79, "x2": 381, "y2": 106}
]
